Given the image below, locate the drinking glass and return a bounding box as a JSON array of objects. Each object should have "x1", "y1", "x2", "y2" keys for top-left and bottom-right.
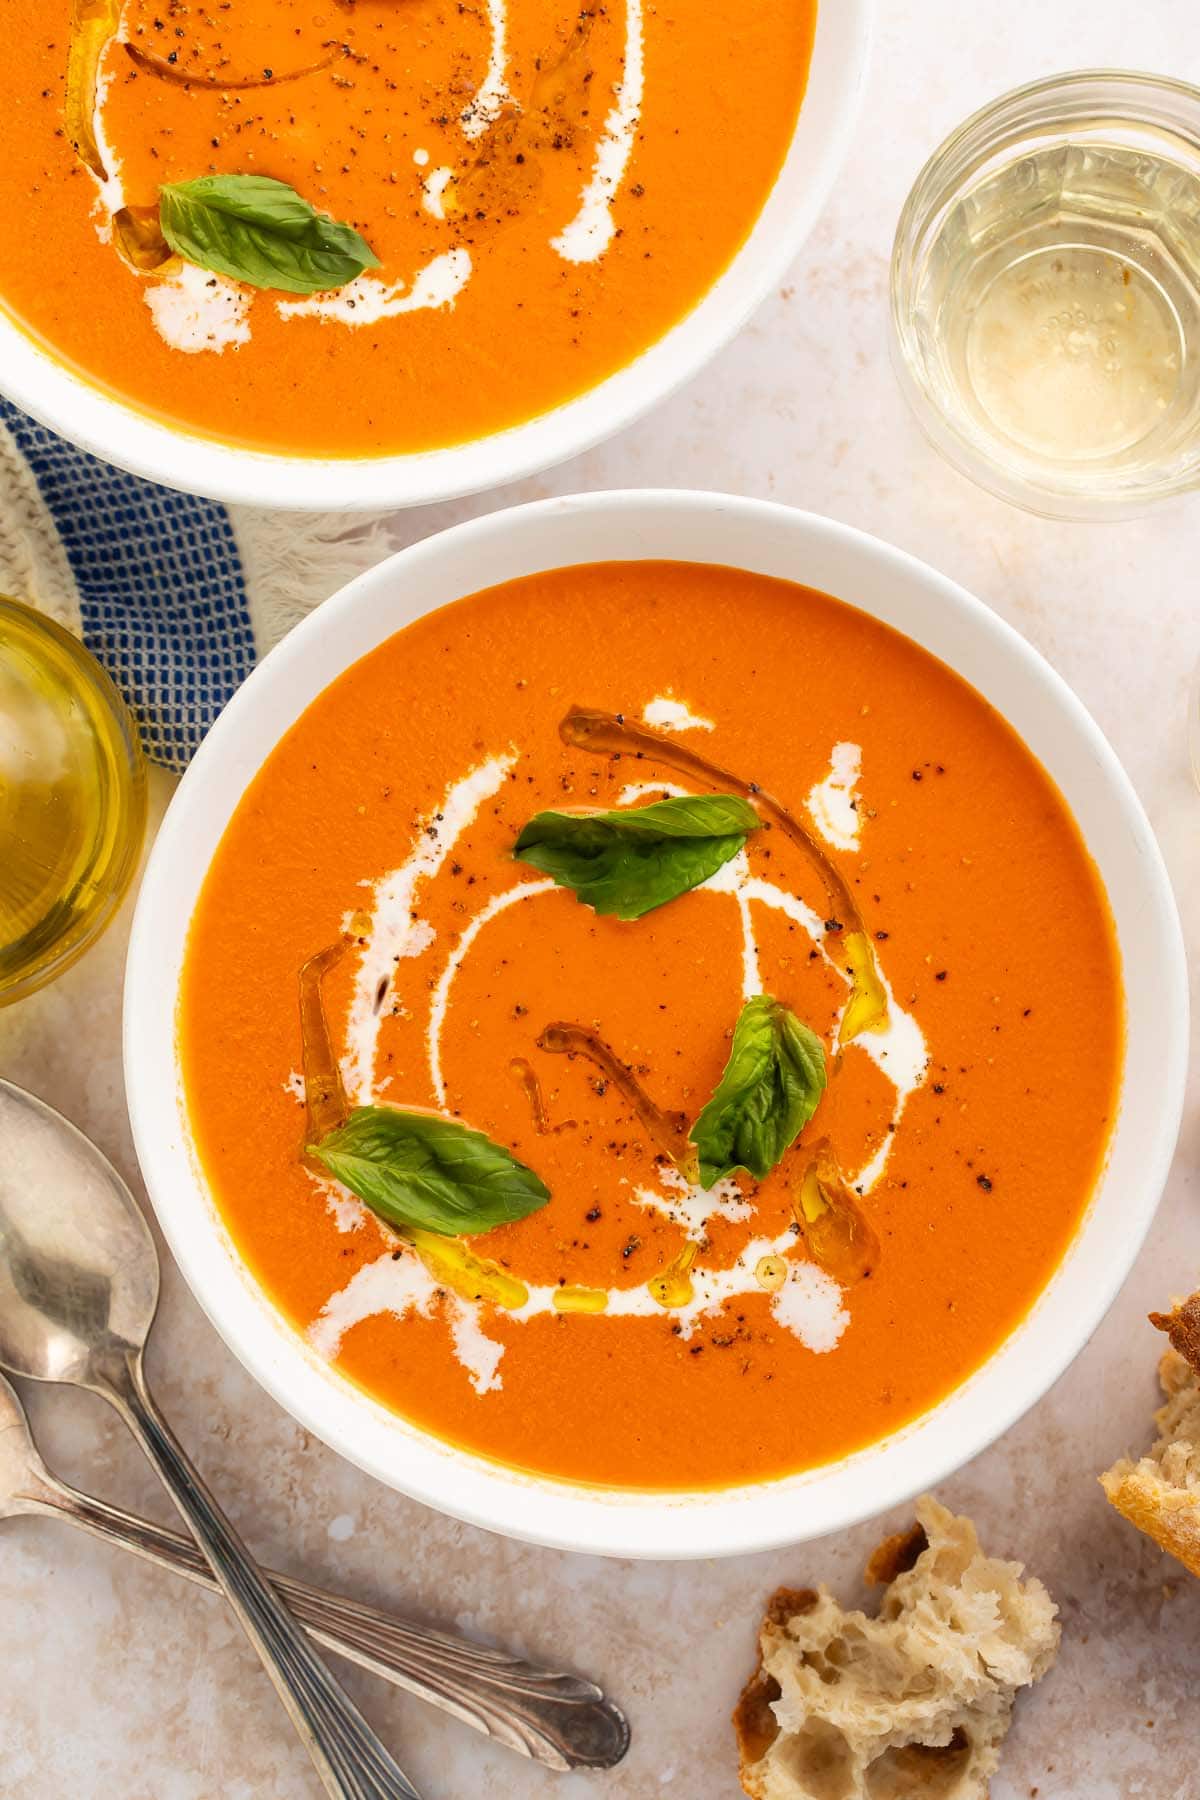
[{"x1": 891, "y1": 71, "x2": 1200, "y2": 519}]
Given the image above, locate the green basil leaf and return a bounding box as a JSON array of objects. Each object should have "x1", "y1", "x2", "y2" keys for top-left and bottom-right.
[
  {"x1": 309, "y1": 1106, "x2": 550, "y2": 1237},
  {"x1": 690, "y1": 995, "x2": 827, "y2": 1189},
  {"x1": 158, "y1": 174, "x2": 380, "y2": 295},
  {"x1": 513, "y1": 793, "x2": 760, "y2": 920}
]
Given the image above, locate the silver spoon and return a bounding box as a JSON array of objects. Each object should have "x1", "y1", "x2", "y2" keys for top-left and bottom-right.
[
  {"x1": 0, "y1": 1077, "x2": 422, "y2": 1799},
  {"x1": 0, "y1": 1365, "x2": 628, "y2": 1769}
]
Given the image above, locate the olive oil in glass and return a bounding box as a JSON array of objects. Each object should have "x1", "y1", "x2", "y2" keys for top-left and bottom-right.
[
  {"x1": 0, "y1": 597, "x2": 146, "y2": 1003},
  {"x1": 892, "y1": 73, "x2": 1200, "y2": 518}
]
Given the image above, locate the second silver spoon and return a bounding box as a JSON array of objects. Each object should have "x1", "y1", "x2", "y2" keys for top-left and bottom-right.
[{"x1": 0, "y1": 1367, "x2": 627, "y2": 1769}]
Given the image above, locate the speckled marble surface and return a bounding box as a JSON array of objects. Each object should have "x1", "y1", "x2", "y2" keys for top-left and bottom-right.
[{"x1": 4, "y1": 2, "x2": 1200, "y2": 1795}]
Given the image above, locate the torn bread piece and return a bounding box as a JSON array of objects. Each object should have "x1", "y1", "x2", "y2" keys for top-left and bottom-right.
[
  {"x1": 1101, "y1": 1328, "x2": 1200, "y2": 1579},
  {"x1": 735, "y1": 1496, "x2": 1060, "y2": 1800}
]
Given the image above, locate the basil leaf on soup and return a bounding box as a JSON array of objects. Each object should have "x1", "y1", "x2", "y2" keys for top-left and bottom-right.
[
  {"x1": 513, "y1": 793, "x2": 760, "y2": 921},
  {"x1": 690, "y1": 995, "x2": 827, "y2": 1189},
  {"x1": 308, "y1": 1107, "x2": 550, "y2": 1238},
  {"x1": 158, "y1": 174, "x2": 379, "y2": 295}
]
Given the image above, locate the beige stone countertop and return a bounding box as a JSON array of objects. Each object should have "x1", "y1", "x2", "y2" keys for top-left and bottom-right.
[{"x1": 3, "y1": 1, "x2": 1200, "y2": 1794}]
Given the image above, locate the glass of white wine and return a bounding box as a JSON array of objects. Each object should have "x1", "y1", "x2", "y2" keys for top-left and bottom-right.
[
  {"x1": 891, "y1": 71, "x2": 1200, "y2": 518},
  {"x1": 0, "y1": 597, "x2": 146, "y2": 1004}
]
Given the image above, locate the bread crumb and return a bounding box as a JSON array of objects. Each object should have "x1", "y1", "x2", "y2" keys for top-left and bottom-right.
[{"x1": 734, "y1": 1496, "x2": 1059, "y2": 1800}]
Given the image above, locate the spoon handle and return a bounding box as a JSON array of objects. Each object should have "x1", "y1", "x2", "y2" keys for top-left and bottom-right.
[
  {"x1": 33, "y1": 1476, "x2": 627, "y2": 1769},
  {"x1": 102, "y1": 1354, "x2": 424, "y2": 1800}
]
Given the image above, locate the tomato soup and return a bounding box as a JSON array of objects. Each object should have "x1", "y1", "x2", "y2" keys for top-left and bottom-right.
[
  {"x1": 180, "y1": 563, "x2": 1123, "y2": 1490},
  {"x1": 1, "y1": 1, "x2": 814, "y2": 455}
]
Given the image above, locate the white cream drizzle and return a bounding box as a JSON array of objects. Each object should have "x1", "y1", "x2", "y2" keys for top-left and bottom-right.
[
  {"x1": 305, "y1": 1164, "x2": 364, "y2": 1234},
  {"x1": 459, "y1": 0, "x2": 514, "y2": 140},
  {"x1": 421, "y1": 167, "x2": 455, "y2": 222},
  {"x1": 277, "y1": 251, "x2": 473, "y2": 326},
  {"x1": 631, "y1": 1164, "x2": 752, "y2": 1239},
  {"x1": 309, "y1": 1257, "x2": 509, "y2": 1392},
  {"x1": 703, "y1": 851, "x2": 767, "y2": 1004},
  {"x1": 342, "y1": 754, "x2": 515, "y2": 1104},
  {"x1": 91, "y1": 63, "x2": 125, "y2": 219},
  {"x1": 309, "y1": 739, "x2": 929, "y2": 1395},
  {"x1": 308, "y1": 1253, "x2": 504, "y2": 1391},
  {"x1": 510, "y1": 1226, "x2": 848, "y2": 1344},
  {"x1": 313, "y1": 1221, "x2": 850, "y2": 1385},
  {"x1": 772, "y1": 1262, "x2": 849, "y2": 1353},
  {"x1": 641, "y1": 695, "x2": 715, "y2": 733},
  {"x1": 551, "y1": 0, "x2": 644, "y2": 264},
  {"x1": 445, "y1": 1294, "x2": 506, "y2": 1393},
  {"x1": 808, "y1": 742, "x2": 863, "y2": 853},
  {"x1": 311, "y1": 1251, "x2": 432, "y2": 1358},
  {"x1": 428, "y1": 877, "x2": 555, "y2": 1108},
  {"x1": 616, "y1": 779, "x2": 689, "y2": 805},
  {"x1": 143, "y1": 263, "x2": 253, "y2": 354}
]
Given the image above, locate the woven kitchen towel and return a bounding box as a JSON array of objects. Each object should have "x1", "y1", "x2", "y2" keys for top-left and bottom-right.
[{"x1": 0, "y1": 400, "x2": 406, "y2": 771}]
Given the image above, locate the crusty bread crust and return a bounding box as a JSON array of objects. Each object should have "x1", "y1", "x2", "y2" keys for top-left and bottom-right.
[
  {"x1": 864, "y1": 1521, "x2": 928, "y2": 1586},
  {"x1": 733, "y1": 1589, "x2": 820, "y2": 1784},
  {"x1": 1101, "y1": 1463, "x2": 1200, "y2": 1578},
  {"x1": 734, "y1": 1670, "x2": 782, "y2": 1795},
  {"x1": 1149, "y1": 1293, "x2": 1200, "y2": 1375},
  {"x1": 1102, "y1": 1342, "x2": 1200, "y2": 1579},
  {"x1": 733, "y1": 1497, "x2": 1059, "y2": 1800}
]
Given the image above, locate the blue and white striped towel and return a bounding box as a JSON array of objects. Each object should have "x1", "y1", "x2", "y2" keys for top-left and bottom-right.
[{"x1": 0, "y1": 401, "x2": 406, "y2": 771}]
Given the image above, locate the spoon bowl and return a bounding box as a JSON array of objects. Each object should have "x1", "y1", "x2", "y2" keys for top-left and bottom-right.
[
  {"x1": 0, "y1": 1082, "x2": 158, "y2": 1388},
  {"x1": 0, "y1": 1365, "x2": 51, "y2": 1516}
]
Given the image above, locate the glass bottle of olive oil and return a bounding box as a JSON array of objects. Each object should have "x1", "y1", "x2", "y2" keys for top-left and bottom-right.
[{"x1": 0, "y1": 597, "x2": 146, "y2": 1004}]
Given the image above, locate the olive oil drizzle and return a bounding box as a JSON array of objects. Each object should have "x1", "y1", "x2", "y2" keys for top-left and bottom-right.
[
  {"x1": 509, "y1": 1056, "x2": 551, "y2": 1132},
  {"x1": 66, "y1": 0, "x2": 122, "y2": 179},
  {"x1": 552, "y1": 1284, "x2": 609, "y2": 1314},
  {"x1": 795, "y1": 1137, "x2": 881, "y2": 1284},
  {"x1": 558, "y1": 704, "x2": 887, "y2": 1043},
  {"x1": 648, "y1": 1241, "x2": 698, "y2": 1309},
  {"x1": 124, "y1": 37, "x2": 349, "y2": 90},
  {"x1": 399, "y1": 1227, "x2": 529, "y2": 1312},
  {"x1": 111, "y1": 204, "x2": 176, "y2": 274},
  {"x1": 299, "y1": 940, "x2": 351, "y2": 1148},
  {"x1": 537, "y1": 1020, "x2": 697, "y2": 1179}
]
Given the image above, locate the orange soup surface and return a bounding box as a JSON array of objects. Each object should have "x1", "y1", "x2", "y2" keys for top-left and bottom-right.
[
  {"x1": 1, "y1": 2, "x2": 814, "y2": 454},
  {"x1": 181, "y1": 563, "x2": 1123, "y2": 1490}
]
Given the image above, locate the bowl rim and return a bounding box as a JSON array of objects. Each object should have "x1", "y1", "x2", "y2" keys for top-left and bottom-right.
[
  {"x1": 0, "y1": 1, "x2": 872, "y2": 511},
  {"x1": 123, "y1": 490, "x2": 1189, "y2": 1558}
]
